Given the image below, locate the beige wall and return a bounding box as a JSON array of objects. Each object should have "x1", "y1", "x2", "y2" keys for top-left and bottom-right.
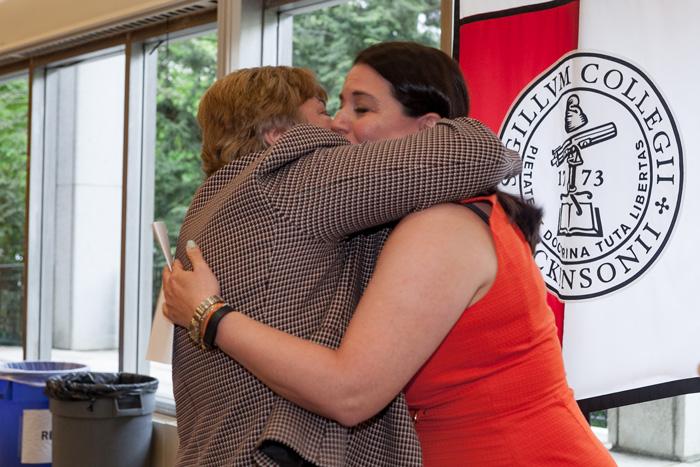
[
  {"x1": 152, "y1": 414, "x2": 179, "y2": 467},
  {"x1": 0, "y1": 0, "x2": 192, "y2": 55}
]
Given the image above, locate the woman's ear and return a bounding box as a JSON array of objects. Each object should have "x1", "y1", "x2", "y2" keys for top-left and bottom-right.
[
  {"x1": 417, "y1": 112, "x2": 441, "y2": 130},
  {"x1": 263, "y1": 127, "x2": 286, "y2": 146}
]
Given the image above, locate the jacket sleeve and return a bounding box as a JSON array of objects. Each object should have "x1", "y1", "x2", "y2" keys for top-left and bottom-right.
[{"x1": 266, "y1": 117, "x2": 522, "y2": 242}]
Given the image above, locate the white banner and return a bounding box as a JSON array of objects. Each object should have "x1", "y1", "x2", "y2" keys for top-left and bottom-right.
[
  {"x1": 457, "y1": 0, "x2": 699, "y2": 400},
  {"x1": 563, "y1": 0, "x2": 699, "y2": 399}
]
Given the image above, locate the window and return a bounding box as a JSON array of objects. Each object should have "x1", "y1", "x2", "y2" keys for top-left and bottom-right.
[
  {"x1": 2, "y1": 0, "x2": 443, "y2": 417},
  {"x1": 0, "y1": 75, "x2": 28, "y2": 363},
  {"x1": 276, "y1": 0, "x2": 441, "y2": 112},
  {"x1": 27, "y1": 50, "x2": 126, "y2": 371},
  {"x1": 17, "y1": 21, "x2": 217, "y2": 414},
  {"x1": 147, "y1": 30, "x2": 218, "y2": 404}
]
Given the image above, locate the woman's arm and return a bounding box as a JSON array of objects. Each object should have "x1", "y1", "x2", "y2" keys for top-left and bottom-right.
[
  {"x1": 266, "y1": 119, "x2": 520, "y2": 242},
  {"x1": 163, "y1": 203, "x2": 497, "y2": 426}
]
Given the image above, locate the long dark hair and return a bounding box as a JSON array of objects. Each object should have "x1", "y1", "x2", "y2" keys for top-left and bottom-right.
[
  {"x1": 354, "y1": 42, "x2": 469, "y2": 118},
  {"x1": 491, "y1": 190, "x2": 543, "y2": 252},
  {"x1": 355, "y1": 42, "x2": 542, "y2": 251}
]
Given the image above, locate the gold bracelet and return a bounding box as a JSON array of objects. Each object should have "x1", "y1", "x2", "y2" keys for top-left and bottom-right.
[{"x1": 189, "y1": 295, "x2": 223, "y2": 345}]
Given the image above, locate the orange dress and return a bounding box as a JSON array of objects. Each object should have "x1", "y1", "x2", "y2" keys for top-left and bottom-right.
[{"x1": 404, "y1": 195, "x2": 615, "y2": 466}]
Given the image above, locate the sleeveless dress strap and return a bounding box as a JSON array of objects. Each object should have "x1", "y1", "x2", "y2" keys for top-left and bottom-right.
[{"x1": 462, "y1": 203, "x2": 490, "y2": 225}]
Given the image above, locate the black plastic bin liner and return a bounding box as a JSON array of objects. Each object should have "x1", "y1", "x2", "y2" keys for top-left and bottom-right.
[{"x1": 45, "y1": 372, "x2": 158, "y2": 401}]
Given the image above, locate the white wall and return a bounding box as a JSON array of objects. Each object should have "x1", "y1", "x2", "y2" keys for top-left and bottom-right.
[
  {"x1": 152, "y1": 414, "x2": 179, "y2": 467},
  {"x1": 459, "y1": 0, "x2": 543, "y2": 18}
]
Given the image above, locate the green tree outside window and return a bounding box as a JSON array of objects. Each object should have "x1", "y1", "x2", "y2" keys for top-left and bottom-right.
[
  {"x1": 293, "y1": 0, "x2": 441, "y2": 113},
  {"x1": 153, "y1": 33, "x2": 217, "y2": 304},
  {"x1": 0, "y1": 77, "x2": 28, "y2": 344}
]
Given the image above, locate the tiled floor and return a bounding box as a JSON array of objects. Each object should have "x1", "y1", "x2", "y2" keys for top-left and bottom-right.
[
  {"x1": 612, "y1": 451, "x2": 700, "y2": 466},
  {"x1": 585, "y1": 427, "x2": 700, "y2": 466}
]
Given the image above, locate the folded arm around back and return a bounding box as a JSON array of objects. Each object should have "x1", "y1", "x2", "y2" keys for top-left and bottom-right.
[{"x1": 265, "y1": 118, "x2": 520, "y2": 241}]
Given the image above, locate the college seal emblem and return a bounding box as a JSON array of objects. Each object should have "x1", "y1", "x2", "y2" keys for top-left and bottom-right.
[{"x1": 500, "y1": 52, "x2": 683, "y2": 300}]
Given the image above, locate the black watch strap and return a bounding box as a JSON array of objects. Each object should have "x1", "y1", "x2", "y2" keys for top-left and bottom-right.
[{"x1": 203, "y1": 304, "x2": 235, "y2": 349}]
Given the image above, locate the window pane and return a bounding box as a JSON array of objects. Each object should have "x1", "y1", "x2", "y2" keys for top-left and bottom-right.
[
  {"x1": 291, "y1": 0, "x2": 441, "y2": 113},
  {"x1": 50, "y1": 52, "x2": 125, "y2": 371},
  {"x1": 150, "y1": 31, "x2": 217, "y2": 401},
  {"x1": 0, "y1": 76, "x2": 28, "y2": 363}
]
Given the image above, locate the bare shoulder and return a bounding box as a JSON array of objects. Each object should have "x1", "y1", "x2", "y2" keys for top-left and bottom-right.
[
  {"x1": 383, "y1": 203, "x2": 497, "y2": 304},
  {"x1": 394, "y1": 203, "x2": 494, "y2": 246}
]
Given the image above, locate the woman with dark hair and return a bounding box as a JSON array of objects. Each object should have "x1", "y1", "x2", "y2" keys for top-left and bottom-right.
[
  {"x1": 345, "y1": 42, "x2": 543, "y2": 250},
  {"x1": 353, "y1": 40, "x2": 470, "y2": 119},
  {"x1": 164, "y1": 42, "x2": 614, "y2": 465}
]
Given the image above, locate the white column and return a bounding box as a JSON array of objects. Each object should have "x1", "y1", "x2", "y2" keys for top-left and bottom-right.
[
  {"x1": 217, "y1": 0, "x2": 264, "y2": 78},
  {"x1": 610, "y1": 394, "x2": 700, "y2": 462}
]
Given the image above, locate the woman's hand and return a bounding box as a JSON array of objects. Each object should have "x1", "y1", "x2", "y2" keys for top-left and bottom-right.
[{"x1": 162, "y1": 240, "x2": 221, "y2": 328}]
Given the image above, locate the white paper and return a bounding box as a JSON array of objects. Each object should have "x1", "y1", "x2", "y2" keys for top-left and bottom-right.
[
  {"x1": 152, "y1": 221, "x2": 174, "y2": 271},
  {"x1": 146, "y1": 287, "x2": 173, "y2": 364},
  {"x1": 21, "y1": 409, "x2": 52, "y2": 464}
]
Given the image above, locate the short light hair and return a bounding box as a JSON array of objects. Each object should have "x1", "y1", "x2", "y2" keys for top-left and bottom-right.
[{"x1": 197, "y1": 66, "x2": 327, "y2": 177}]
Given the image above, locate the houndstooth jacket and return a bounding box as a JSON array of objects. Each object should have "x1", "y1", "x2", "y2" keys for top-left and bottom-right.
[{"x1": 172, "y1": 118, "x2": 521, "y2": 466}]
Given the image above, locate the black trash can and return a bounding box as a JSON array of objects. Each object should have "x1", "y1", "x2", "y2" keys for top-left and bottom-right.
[{"x1": 45, "y1": 372, "x2": 158, "y2": 467}]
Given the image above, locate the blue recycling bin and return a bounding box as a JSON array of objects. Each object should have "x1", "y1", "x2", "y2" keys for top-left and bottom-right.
[{"x1": 0, "y1": 361, "x2": 88, "y2": 467}]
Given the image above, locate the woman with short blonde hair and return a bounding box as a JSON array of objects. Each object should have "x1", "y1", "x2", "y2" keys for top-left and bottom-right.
[{"x1": 198, "y1": 66, "x2": 327, "y2": 176}]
